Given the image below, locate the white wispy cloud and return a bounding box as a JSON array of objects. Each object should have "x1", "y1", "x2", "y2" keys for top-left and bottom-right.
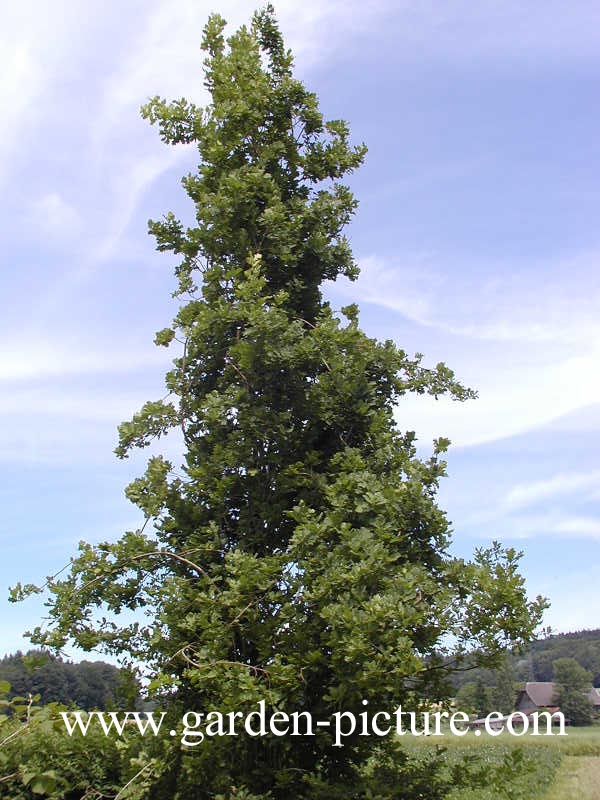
[
  {"x1": 551, "y1": 517, "x2": 600, "y2": 538},
  {"x1": 26, "y1": 0, "x2": 391, "y2": 305},
  {"x1": 505, "y1": 514, "x2": 600, "y2": 542},
  {"x1": 505, "y1": 471, "x2": 600, "y2": 511},
  {"x1": 344, "y1": 251, "x2": 600, "y2": 346},
  {"x1": 386, "y1": 347, "x2": 600, "y2": 449},
  {"x1": 329, "y1": 250, "x2": 600, "y2": 448},
  {"x1": 0, "y1": 387, "x2": 150, "y2": 420},
  {"x1": 89, "y1": 148, "x2": 191, "y2": 269},
  {"x1": 0, "y1": 1, "x2": 93, "y2": 179},
  {"x1": 0, "y1": 415, "x2": 116, "y2": 464},
  {"x1": 375, "y1": 1, "x2": 600, "y2": 63},
  {"x1": 0, "y1": 342, "x2": 170, "y2": 382},
  {"x1": 92, "y1": 0, "x2": 391, "y2": 141},
  {"x1": 0, "y1": 43, "x2": 40, "y2": 169},
  {"x1": 15, "y1": 0, "x2": 600, "y2": 302},
  {"x1": 30, "y1": 193, "x2": 80, "y2": 240}
]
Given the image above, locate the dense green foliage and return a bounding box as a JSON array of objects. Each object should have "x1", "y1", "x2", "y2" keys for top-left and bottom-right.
[
  {"x1": 0, "y1": 680, "x2": 153, "y2": 799},
  {"x1": 0, "y1": 651, "x2": 137, "y2": 710},
  {"x1": 454, "y1": 658, "x2": 517, "y2": 716},
  {"x1": 527, "y1": 630, "x2": 600, "y2": 686},
  {"x1": 445, "y1": 745, "x2": 561, "y2": 800},
  {"x1": 406, "y1": 734, "x2": 564, "y2": 800},
  {"x1": 451, "y1": 630, "x2": 600, "y2": 711},
  {"x1": 13, "y1": 6, "x2": 546, "y2": 798},
  {"x1": 553, "y1": 658, "x2": 594, "y2": 727},
  {"x1": 455, "y1": 659, "x2": 517, "y2": 717}
]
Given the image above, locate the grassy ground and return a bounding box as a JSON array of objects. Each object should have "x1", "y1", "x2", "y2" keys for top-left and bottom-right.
[
  {"x1": 538, "y1": 728, "x2": 600, "y2": 800},
  {"x1": 405, "y1": 721, "x2": 600, "y2": 752},
  {"x1": 403, "y1": 724, "x2": 600, "y2": 799},
  {"x1": 430, "y1": 723, "x2": 600, "y2": 755},
  {"x1": 543, "y1": 757, "x2": 600, "y2": 800}
]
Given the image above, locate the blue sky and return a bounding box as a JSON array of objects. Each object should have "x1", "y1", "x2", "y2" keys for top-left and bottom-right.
[{"x1": 2, "y1": 0, "x2": 600, "y2": 657}]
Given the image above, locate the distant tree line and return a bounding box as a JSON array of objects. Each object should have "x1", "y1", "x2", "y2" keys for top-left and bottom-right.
[
  {"x1": 452, "y1": 628, "x2": 600, "y2": 690},
  {"x1": 0, "y1": 650, "x2": 138, "y2": 710},
  {"x1": 553, "y1": 657, "x2": 596, "y2": 726},
  {"x1": 453, "y1": 629, "x2": 600, "y2": 723},
  {"x1": 454, "y1": 658, "x2": 518, "y2": 717},
  {"x1": 523, "y1": 628, "x2": 600, "y2": 685}
]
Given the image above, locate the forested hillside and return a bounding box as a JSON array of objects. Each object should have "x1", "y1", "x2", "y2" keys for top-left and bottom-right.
[
  {"x1": 509, "y1": 628, "x2": 600, "y2": 686},
  {"x1": 451, "y1": 628, "x2": 600, "y2": 709},
  {"x1": 4, "y1": 630, "x2": 597, "y2": 712},
  {"x1": 0, "y1": 650, "x2": 137, "y2": 709},
  {"x1": 523, "y1": 629, "x2": 600, "y2": 685}
]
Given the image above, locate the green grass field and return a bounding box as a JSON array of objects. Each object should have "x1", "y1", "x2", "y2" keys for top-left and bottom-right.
[{"x1": 403, "y1": 724, "x2": 600, "y2": 799}]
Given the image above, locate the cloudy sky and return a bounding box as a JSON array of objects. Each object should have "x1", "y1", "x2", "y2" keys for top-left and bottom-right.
[{"x1": 2, "y1": 0, "x2": 600, "y2": 657}]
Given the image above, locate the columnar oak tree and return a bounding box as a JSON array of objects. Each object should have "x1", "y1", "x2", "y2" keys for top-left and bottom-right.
[{"x1": 18, "y1": 7, "x2": 546, "y2": 798}]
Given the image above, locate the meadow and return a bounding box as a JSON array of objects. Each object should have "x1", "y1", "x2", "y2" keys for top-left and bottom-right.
[{"x1": 404, "y1": 724, "x2": 600, "y2": 799}]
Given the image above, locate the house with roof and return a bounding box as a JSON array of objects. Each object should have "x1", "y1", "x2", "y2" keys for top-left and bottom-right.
[{"x1": 515, "y1": 682, "x2": 600, "y2": 714}]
